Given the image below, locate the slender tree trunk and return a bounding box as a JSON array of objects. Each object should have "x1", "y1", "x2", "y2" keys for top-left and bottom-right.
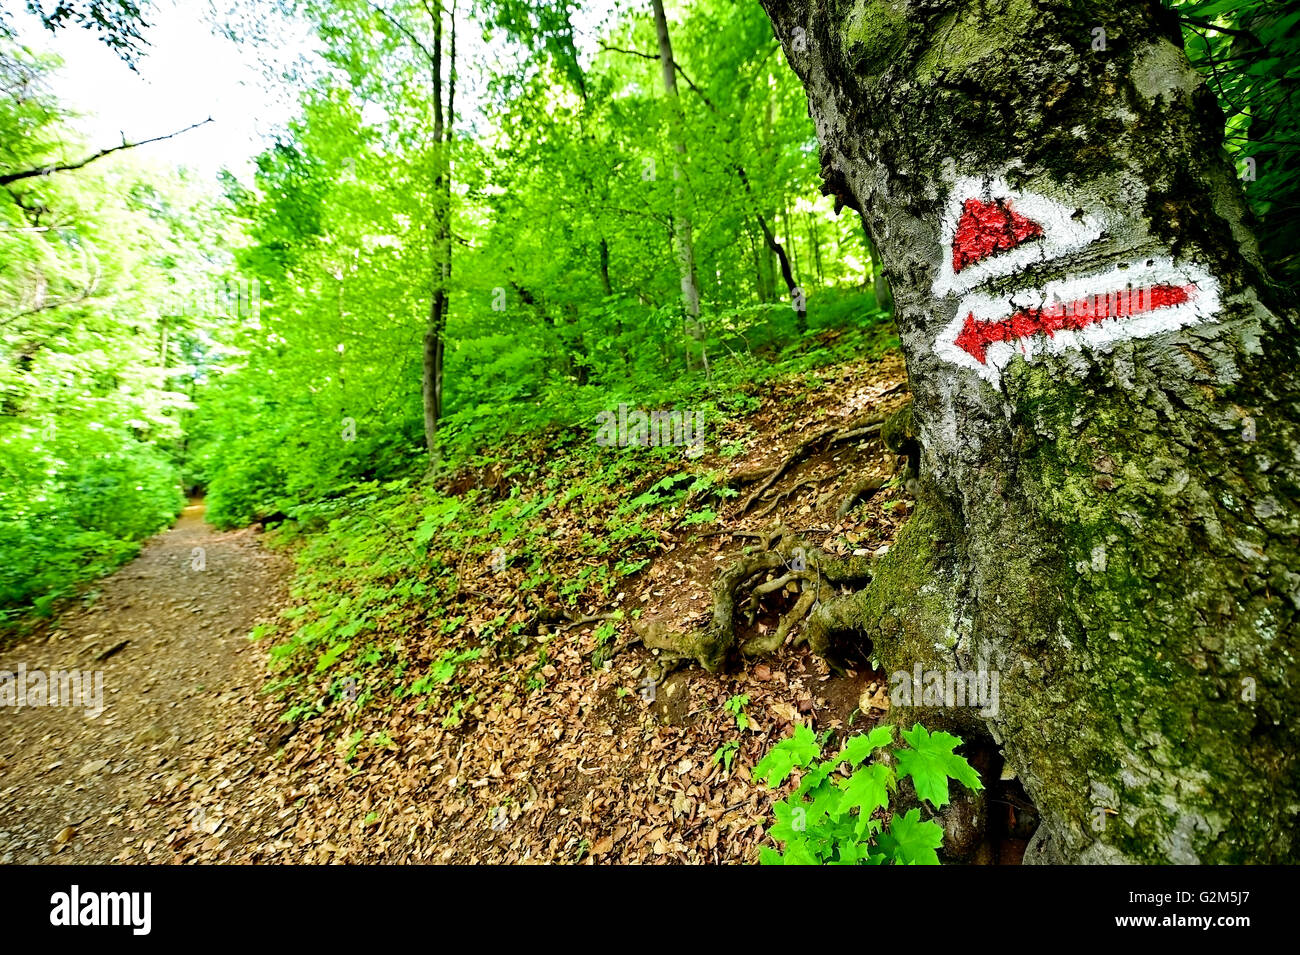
[
  {"x1": 442, "y1": 4, "x2": 456, "y2": 397},
  {"x1": 651, "y1": 0, "x2": 708, "y2": 377},
  {"x1": 737, "y1": 162, "x2": 803, "y2": 329},
  {"x1": 761, "y1": 0, "x2": 1299, "y2": 863},
  {"x1": 780, "y1": 198, "x2": 798, "y2": 280},
  {"x1": 759, "y1": 237, "x2": 775, "y2": 301},
  {"x1": 863, "y1": 230, "x2": 892, "y2": 314},
  {"x1": 598, "y1": 237, "x2": 613, "y2": 296},
  {"x1": 573, "y1": 70, "x2": 616, "y2": 301},
  {"x1": 421, "y1": 0, "x2": 455, "y2": 461},
  {"x1": 420, "y1": 4, "x2": 445, "y2": 458},
  {"x1": 747, "y1": 224, "x2": 764, "y2": 301},
  {"x1": 806, "y1": 211, "x2": 823, "y2": 285},
  {"x1": 754, "y1": 206, "x2": 803, "y2": 327},
  {"x1": 768, "y1": 212, "x2": 804, "y2": 332}
]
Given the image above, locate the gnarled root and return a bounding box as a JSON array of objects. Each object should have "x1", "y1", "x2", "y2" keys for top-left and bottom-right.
[
  {"x1": 805, "y1": 588, "x2": 871, "y2": 667},
  {"x1": 635, "y1": 531, "x2": 874, "y2": 672}
]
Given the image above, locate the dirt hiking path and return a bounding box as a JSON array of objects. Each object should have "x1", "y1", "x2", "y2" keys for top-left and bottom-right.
[
  {"x1": 0, "y1": 503, "x2": 288, "y2": 863},
  {"x1": 0, "y1": 352, "x2": 1001, "y2": 865}
]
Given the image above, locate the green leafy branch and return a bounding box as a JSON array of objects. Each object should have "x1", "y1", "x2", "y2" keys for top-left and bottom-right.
[{"x1": 753, "y1": 722, "x2": 982, "y2": 865}]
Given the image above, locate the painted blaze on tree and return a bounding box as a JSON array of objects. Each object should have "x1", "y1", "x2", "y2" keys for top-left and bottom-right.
[
  {"x1": 950, "y1": 196, "x2": 1044, "y2": 273},
  {"x1": 760, "y1": 0, "x2": 1299, "y2": 862},
  {"x1": 932, "y1": 175, "x2": 1221, "y2": 384}
]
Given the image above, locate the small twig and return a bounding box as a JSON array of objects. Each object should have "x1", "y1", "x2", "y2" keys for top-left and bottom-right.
[{"x1": 94, "y1": 640, "x2": 129, "y2": 662}]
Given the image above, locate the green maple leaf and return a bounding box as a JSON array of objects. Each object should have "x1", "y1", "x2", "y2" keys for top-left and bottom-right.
[
  {"x1": 830, "y1": 839, "x2": 871, "y2": 864},
  {"x1": 832, "y1": 724, "x2": 894, "y2": 767},
  {"x1": 802, "y1": 778, "x2": 843, "y2": 829},
  {"x1": 879, "y1": 808, "x2": 944, "y2": 865},
  {"x1": 792, "y1": 759, "x2": 834, "y2": 798},
  {"x1": 767, "y1": 799, "x2": 808, "y2": 843},
  {"x1": 753, "y1": 724, "x2": 821, "y2": 786},
  {"x1": 837, "y1": 762, "x2": 894, "y2": 836},
  {"x1": 780, "y1": 836, "x2": 822, "y2": 865},
  {"x1": 894, "y1": 723, "x2": 983, "y2": 808}
]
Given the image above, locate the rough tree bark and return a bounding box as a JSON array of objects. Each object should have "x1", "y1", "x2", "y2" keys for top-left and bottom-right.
[{"x1": 756, "y1": 0, "x2": 1299, "y2": 863}]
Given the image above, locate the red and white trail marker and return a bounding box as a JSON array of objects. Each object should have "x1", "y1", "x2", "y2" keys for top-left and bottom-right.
[
  {"x1": 932, "y1": 176, "x2": 1103, "y2": 297},
  {"x1": 935, "y1": 258, "x2": 1221, "y2": 384},
  {"x1": 931, "y1": 176, "x2": 1222, "y2": 385}
]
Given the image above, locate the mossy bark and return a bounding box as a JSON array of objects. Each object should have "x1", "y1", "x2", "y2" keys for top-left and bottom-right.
[{"x1": 761, "y1": 0, "x2": 1300, "y2": 862}]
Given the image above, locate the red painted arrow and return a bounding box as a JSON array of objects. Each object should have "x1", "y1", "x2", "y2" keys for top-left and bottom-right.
[
  {"x1": 952, "y1": 198, "x2": 1044, "y2": 273},
  {"x1": 955, "y1": 283, "x2": 1195, "y2": 364}
]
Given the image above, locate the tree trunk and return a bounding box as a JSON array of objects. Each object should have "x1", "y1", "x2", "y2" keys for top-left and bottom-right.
[
  {"x1": 863, "y1": 230, "x2": 892, "y2": 314},
  {"x1": 760, "y1": 0, "x2": 1299, "y2": 863},
  {"x1": 760, "y1": 236, "x2": 776, "y2": 301},
  {"x1": 651, "y1": 0, "x2": 708, "y2": 377},
  {"x1": 756, "y1": 206, "x2": 804, "y2": 329},
  {"x1": 780, "y1": 198, "x2": 800, "y2": 280},
  {"x1": 734, "y1": 165, "x2": 804, "y2": 327},
  {"x1": 747, "y1": 224, "x2": 766, "y2": 301},
  {"x1": 598, "y1": 237, "x2": 613, "y2": 296},
  {"x1": 806, "y1": 211, "x2": 823, "y2": 285},
  {"x1": 421, "y1": 0, "x2": 455, "y2": 460}
]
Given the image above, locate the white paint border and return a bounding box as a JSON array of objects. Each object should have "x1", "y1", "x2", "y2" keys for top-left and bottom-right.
[
  {"x1": 933, "y1": 256, "x2": 1222, "y2": 386},
  {"x1": 933, "y1": 176, "x2": 1106, "y2": 298}
]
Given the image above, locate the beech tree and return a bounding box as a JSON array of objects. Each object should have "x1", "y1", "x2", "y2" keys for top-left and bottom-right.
[{"x1": 748, "y1": 0, "x2": 1299, "y2": 863}]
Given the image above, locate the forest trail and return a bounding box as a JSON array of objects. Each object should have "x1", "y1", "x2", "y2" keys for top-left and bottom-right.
[
  {"x1": 2, "y1": 352, "x2": 947, "y2": 864},
  {"x1": 0, "y1": 503, "x2": 289, "y2": 863}
]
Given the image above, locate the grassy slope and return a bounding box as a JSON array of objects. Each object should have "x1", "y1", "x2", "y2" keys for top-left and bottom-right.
[{"x1": 155, "y1": 299, "x2": 925, "y2": 862}]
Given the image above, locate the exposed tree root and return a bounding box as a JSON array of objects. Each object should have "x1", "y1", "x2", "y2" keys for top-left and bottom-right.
[
  {"x1": 636, "y1": 407, "x2": 909, "y2": 675},
  {"x1": 835, "y1": 475, "x2": 885, "y2": 518},
  {"x1": 804, "y1": 587, "x2": 870, "y2": 665},
  {"x1": 753, "y1": 476, "x2": 820, "y2": 519},
  {"x1": 634, "y1": 529, "x2": 874, "y2": 673},
  {"x1": 716, "y1": 467, "x2": 772, "y2": 491},
  {"x1": 738, "y1": 413, "x2": 885, "y2": 515}
]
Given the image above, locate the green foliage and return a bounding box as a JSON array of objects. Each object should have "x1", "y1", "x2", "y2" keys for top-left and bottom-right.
[
  {"x1": 0, "y1": 40, "x2": 225, "y2": 628},
  {"x1": 711, "y1": 740, "x2": 740, "y2": 771},
  {"x1": 182, "y1": 0, "x2": 891, "y2": 532},
  {"x1": 753, "y1": 723, "x2": 983, "y2": 865},
  {"x1": 892, "y1": 723, "x2": 984, "y2": 808},
  {"x1": 0, "y1": 0, "x2": 899, "y2": 689},
  {"x1": 17, "y1": 1, "x2": 149, "y2": 60},
  {"x1": 711, "y1": 693, "x2": 752, "y2": 771},
  {"x1": 724, "y1": 693, "x2": 751, "y2": 731},
  {"x1": 0, "y1": 447, "x2": 183, "y2": 622},
  {"x1": 402, "y1": 648, "x2": 483, "y2": 698},
  {"x1": 1172, "y1": 0, "x2": 1300, "y2": 283}
]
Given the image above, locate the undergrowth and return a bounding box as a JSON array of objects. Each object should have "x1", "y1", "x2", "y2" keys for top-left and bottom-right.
[{"x1": 253, "y1": 304, "x2": 897, "y2": 738}]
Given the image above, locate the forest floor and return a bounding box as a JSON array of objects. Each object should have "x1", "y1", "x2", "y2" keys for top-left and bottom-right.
[
  {"x1": 0, "y1": 503, "x2": 290, "y2": 863},
  {"x1": 0, "y1": 348, "x2": 1012, "y2": 865}
]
